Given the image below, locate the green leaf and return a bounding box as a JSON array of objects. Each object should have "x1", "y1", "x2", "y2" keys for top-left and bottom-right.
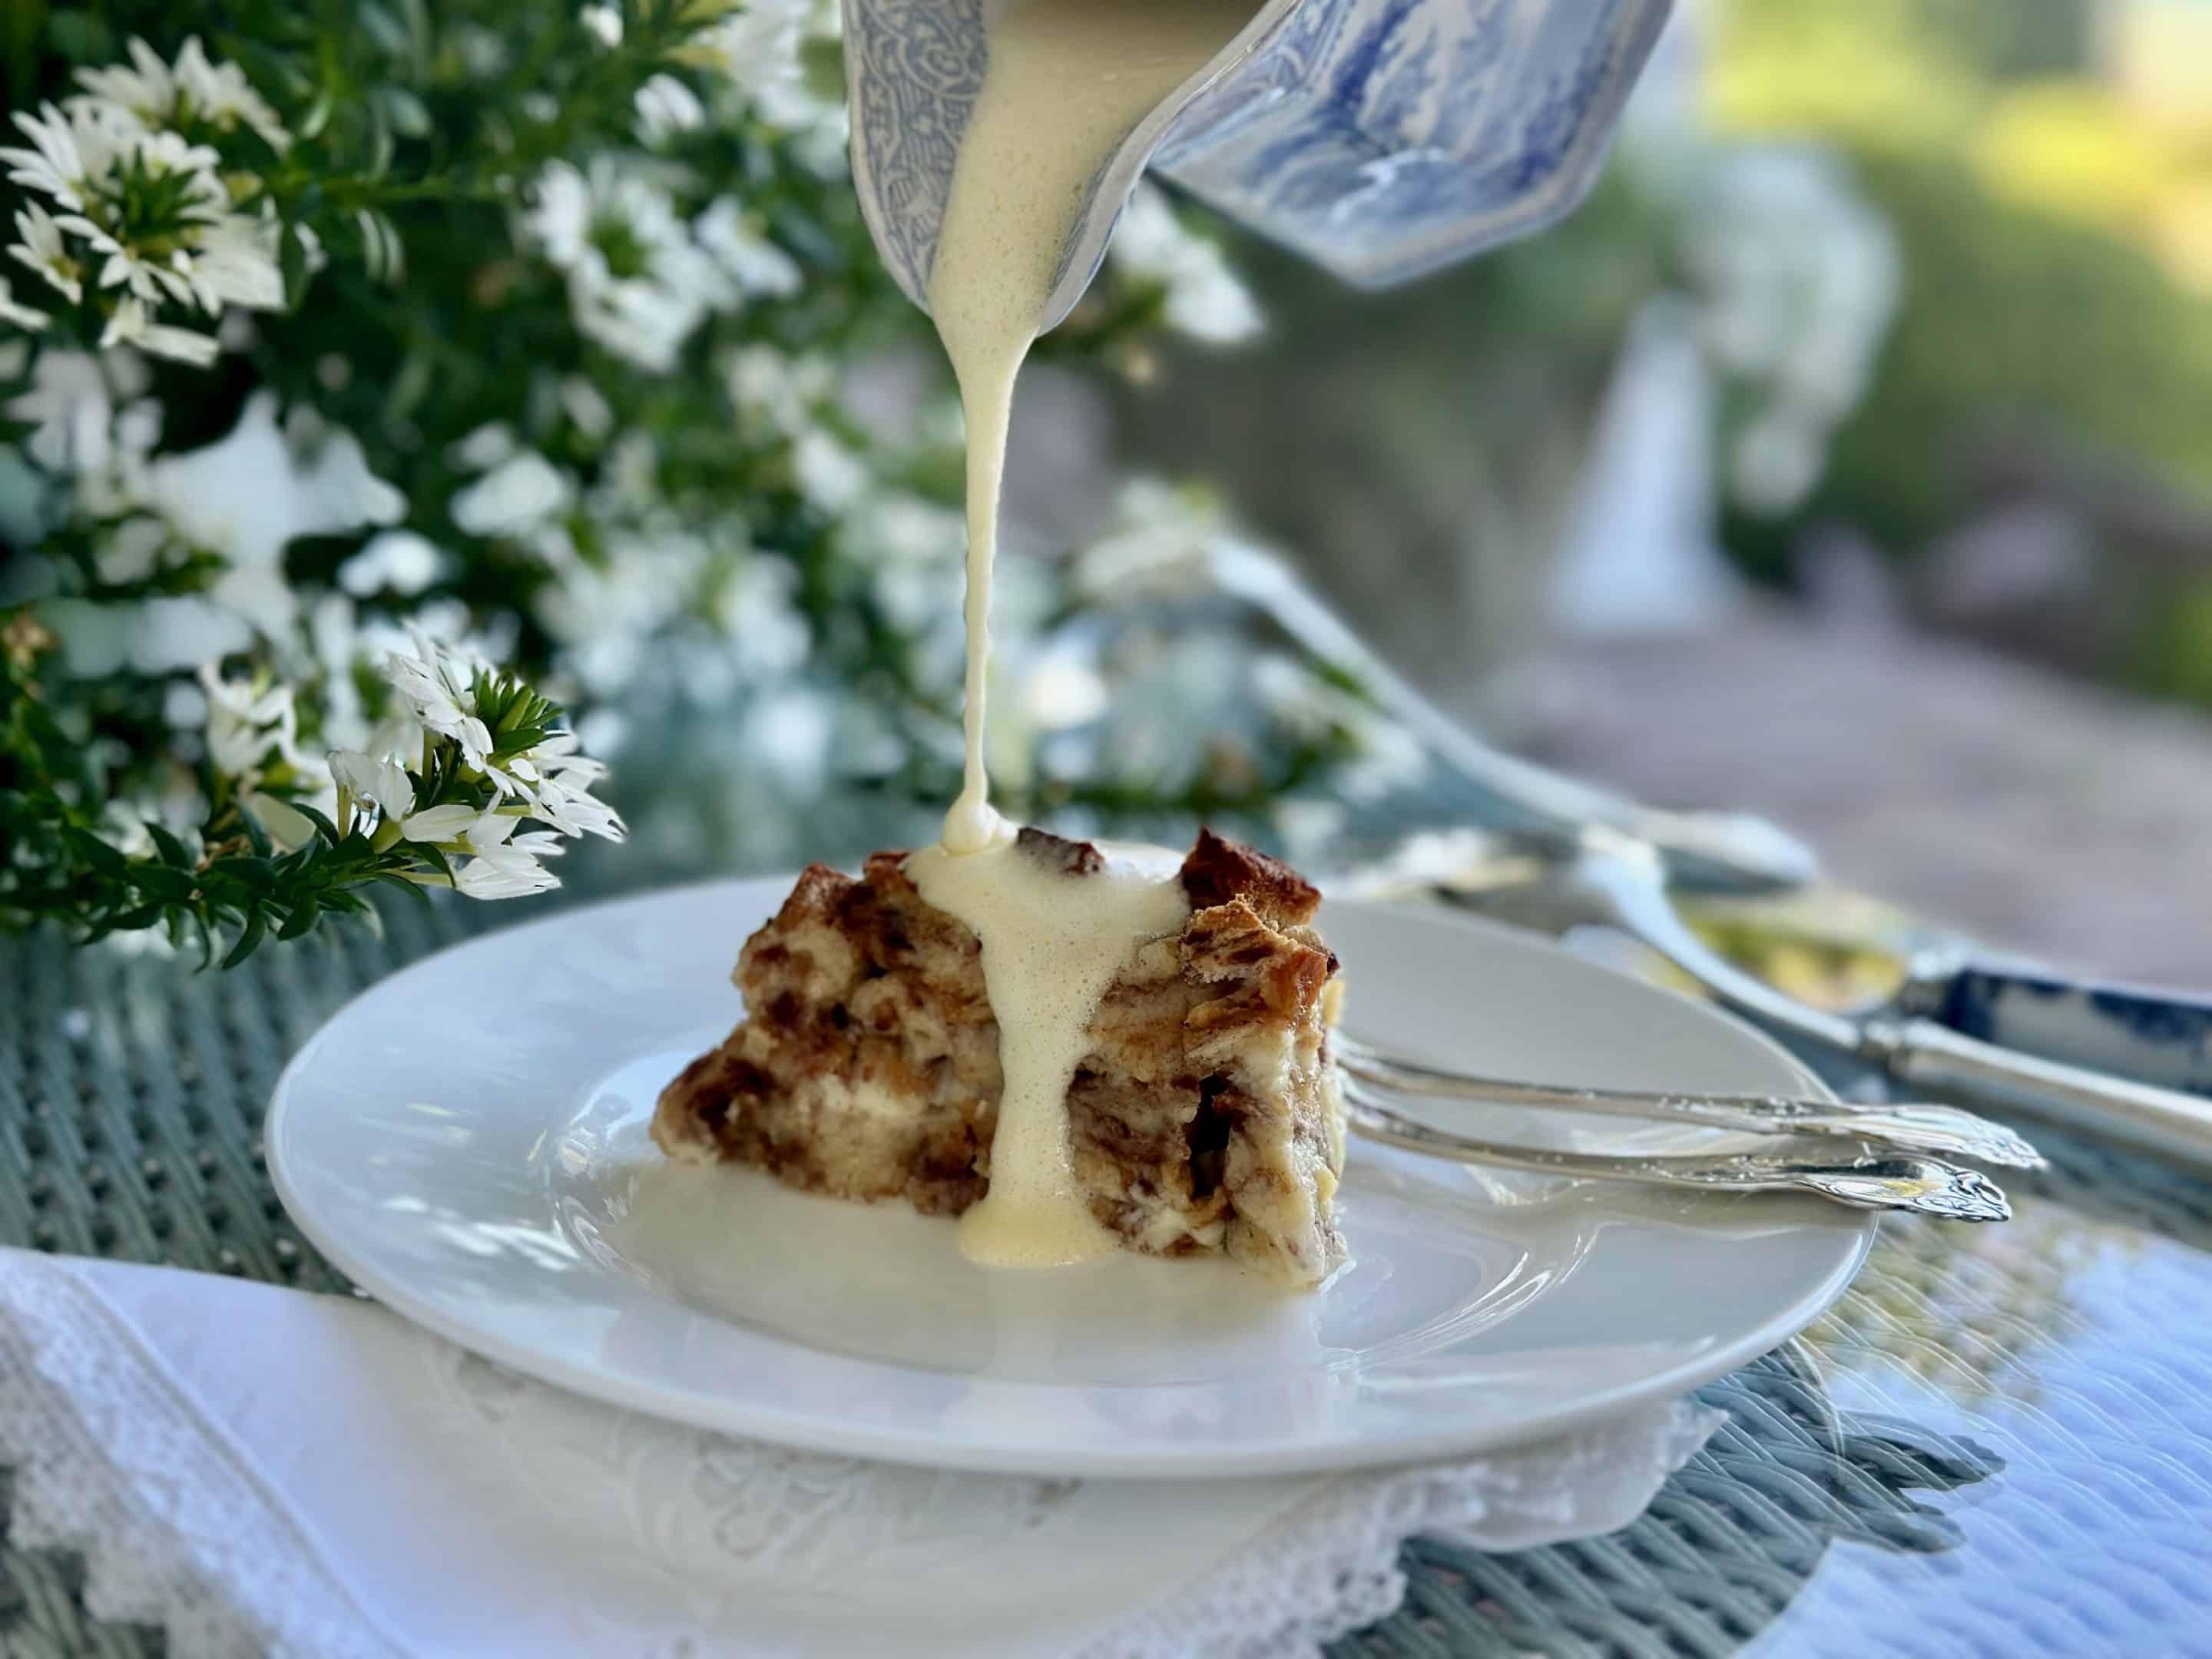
[
  {"x1": 277, "y1": 899, "x2": 321, "y2": 940},
  {"x1": 128, "y1": 863, "x2": 198, "y2": 904},
  {"x1": 292, "y1": 802, "x2": 345, "y2": 846},
  {"x1": 64, "y1": 826, "x2": 127, "y2": 876},
  {"x1": 147, "y1": 823, "x2": 194, "y2": 867},
  {"x1": 373, "y1": 871, "x2": 434, "y2": 909},
  {"x1": 280, "y1": 220, "x2": 311, "y2": 307},
  {"x1": 220, "y1": 907, "x2": 268, "y2": 969}
]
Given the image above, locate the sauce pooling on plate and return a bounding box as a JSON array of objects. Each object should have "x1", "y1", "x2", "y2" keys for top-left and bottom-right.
[{"x1": 907, "y1": 0, "x2": 1260, "y2": 1267}]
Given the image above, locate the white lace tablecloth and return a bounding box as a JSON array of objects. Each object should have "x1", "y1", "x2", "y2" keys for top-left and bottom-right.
[{"x1": 0, "y1": 1248, "x2": 1719, "y2": 1657}]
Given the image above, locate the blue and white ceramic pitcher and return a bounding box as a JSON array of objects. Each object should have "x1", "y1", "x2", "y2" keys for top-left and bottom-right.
[{"x1": 843, "y1": 0, "x2": 1671, "y2": 330}]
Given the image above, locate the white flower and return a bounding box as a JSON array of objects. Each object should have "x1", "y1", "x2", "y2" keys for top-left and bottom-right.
[
  {"x1": 12, "y1": 349, "x2": 115, "y2": 471},
  {"x1": 714, "y1": 557, "x2": 812, "y2": 681},
  {"x1": 722, "y1": 345, "x2": 835, "y2": 435},
  {"x1": 793, "y1": 429, "x2": 867, "y2": 511},
  {"x1": 521, "y1": 161, "x2": 596, "y2": 270},
  {"x1": 690, "y1": 0, "x2": 846, "y2": 164},
  {"x1": 199, "y1": 663, "x2": 300, "y2": 775},
  {"x1": 339, "y1": 529, "x2": 445, "y2": 596},
  {"x1": 527, "y1": 767, "x2": 626, "y2": 842},
  {"x1": 141, "y1": 392, "x2": 404, "y2": 641},
  {"x1": 635, "y1": 75, "x2": 706, "y2": 147},
  {"x1": 101, "y1": 297, "x2": 218, "y2": 370},
  {"x1": 74, "y1": 36, "x2": 290, "y2": 152},
  {"x1": 95, "y1": 799, "x2": 157, "y2": 859},
  {"x1": 522, "y1": 158, "x2": 723, "y2": 369},
  {"x1": 1, "y1": 101, "x2": 127, "y2": 213},
  {"x1": 694, "y1": 198, "x2": 802, "y2": 300},
  {"x1": 329, "y1": 749, "x2": 413, "y2": 821},
  {"x1": 171, "y1": 38, "x2": 291, "y2": 151},
  {"x1": 1108, "y1": 184, "x2": 1263, "y2": 345},
  {"x1": 182, "y1": 212, "x2": 286, "y2": 312},
  {"x1": 452, "y1": 841, "x2": 561, "y2": 899},
  {"x1": 449, "y1": 812, "x2": 566, "y2": 899},
  {"x1": 451, "y1": 450, "x2": 575, "y2": 537},
  {"x1": 382, "y1": 628, "x2": 495, "y2": 767},
  {"x1": 5, "y1": 78, "x2": 286, "y2": 368},
  {"x1": 12, "y1": 203, "x2": 82, "y2": 301},
  {"x1": 71, "y1": 38, "x2": 179, "y2": 132},
  {"x1": 0, "y1": 276, "x2": 48, "y2": 333},
  {"x1": 199, "y1": 663, "x2": 326, "y2": 848},
  {"x1": 399, "y1": 803, "x2": 480, "y2": 843},
  {"x1": 580, "y1": 5, "x2": 624, "y2": 48}
]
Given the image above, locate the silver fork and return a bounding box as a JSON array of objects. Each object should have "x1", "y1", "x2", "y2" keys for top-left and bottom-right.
[
  {"x1": 1333, "y1": 1036, "x2": 2045, "y2": 1168},
  {"x1": 1336, "y1": 1038, "x2": 2036, "y2": 1223}
]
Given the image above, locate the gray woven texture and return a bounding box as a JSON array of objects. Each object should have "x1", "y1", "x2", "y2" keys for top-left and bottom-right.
[{"x1": 6, "y1": 897, "x2": 2212, "y2": 1657}]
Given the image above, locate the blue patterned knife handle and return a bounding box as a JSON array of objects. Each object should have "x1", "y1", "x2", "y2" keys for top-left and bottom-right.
[{"x1": 1904, "y1": 959, "x2": 2212, "y2": 1101}]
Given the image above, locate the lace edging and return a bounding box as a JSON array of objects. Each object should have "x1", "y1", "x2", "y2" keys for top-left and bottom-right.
[
  {"x1": 0, "y1": 1253, "x2": 401, "y2": 1659},
  {"x1": 1079, "y1": 1402, "x2": 1724, "y2": 1659}
]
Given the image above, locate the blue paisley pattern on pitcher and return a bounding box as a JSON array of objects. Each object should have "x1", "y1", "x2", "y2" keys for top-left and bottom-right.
[
  {"x1": 843, "y1": 0, "x2": 987, "y2": 303},
  {"x1": 842, "y1": 0, "x2": 1672, "y2": 310}
]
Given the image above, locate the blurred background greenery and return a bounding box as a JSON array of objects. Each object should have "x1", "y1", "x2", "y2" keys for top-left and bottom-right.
[{"x1": 1125, "y1": 0, "x2": 2212, "y2": 711}]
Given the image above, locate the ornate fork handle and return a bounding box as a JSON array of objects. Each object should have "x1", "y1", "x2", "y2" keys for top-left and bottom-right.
[
  {"x1": 1343, "y1": 1089, "x2": 2012, "y2": 1221},
  {"x1": 1333, "y1": 1036, "x2": 2044, "y2": 1171}
]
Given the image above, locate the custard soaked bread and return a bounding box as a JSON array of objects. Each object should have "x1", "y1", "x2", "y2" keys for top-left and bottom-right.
[{"x1": 654, "y1": 830, "x2": 1347, "y2": 1284}]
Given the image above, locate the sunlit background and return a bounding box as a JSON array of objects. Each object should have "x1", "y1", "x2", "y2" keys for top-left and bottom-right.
[{"x1": 1108, "y1": 0, "x2": 2212, "y2": 979}]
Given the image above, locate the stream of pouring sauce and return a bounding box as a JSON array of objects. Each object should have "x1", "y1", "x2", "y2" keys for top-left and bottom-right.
[{"x1": 906, "y1": 0, "x2": 1260, "y2": 1268}]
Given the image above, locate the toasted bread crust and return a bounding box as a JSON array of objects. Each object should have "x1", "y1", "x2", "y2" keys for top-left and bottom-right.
[{"x1": 654, "y1": 830, "x2": 1346, "y2": 1283}]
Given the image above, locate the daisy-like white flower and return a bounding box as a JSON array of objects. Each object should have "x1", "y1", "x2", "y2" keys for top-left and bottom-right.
[
  {"x1": 100, "y1": 296, "x2": 219, "y2": 366},
  {"x1": 398, "y1": 803, "x2": 482, "y2": 843},
  {"x1": 199, "y1": 664, "x2": 321, "y2": 848},
  {"x1": 0, "y1": 101, "x2": 126, "y2": 213},
  {"x1": 0, "y1": 276, "x2": 48, "y2": 333},
  {"x1": 61, "y1": 129, "x2": 228, "y2": 304},
  {"x1": 71, "y1": 38, "x2": 180, "y2": 131},
  {"x1": 382, "y1": 628, "x2": 495, "y2": 770},
  {"x1": 169, "y1": 37, "x2": 292, "y2": 151},
  {"x1": 453, "y1": 840, "x2": 562, "y2": 899},
  {"x1": 634, "y1": 75, "x2": 706, "y2": 147},
  {"x1": 527, "y1": 768, "x2": 627, "y2": 843},
  {"x1": 514, "y1": 730, "x2": 625, "y2": 842},
  {"x1": 449, "y1": 812, "x2": 562, "y2": 898},
  {"x1": 521, "y1": 159, "x2": 720, "y2": 371},
  {"x1": 6, "y1": 78, "x2": 286, "y2": 367},
  {"x1": 200, "y1": 663, "x2": 301, "y2": 775},
  {"x1": 12, "y1": 203, "x2": 82, "y2": 302},
  {"x1": 75, "y1": 36, "x2": 290, "y2": 152},
  {"x1": 329, "y1": 748, "x2": 414, "y2": 822},
  {"x1": 177, "y1": 211, "x2": 286, "y2": 312},
  {"x1": 694, "y1": 197, "x2": 802, "y2": 300}
]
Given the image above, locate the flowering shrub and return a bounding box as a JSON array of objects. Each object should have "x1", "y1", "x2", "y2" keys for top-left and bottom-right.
[{"x1": 0, "y1": 3, "x2": 1347, "y2": 965}]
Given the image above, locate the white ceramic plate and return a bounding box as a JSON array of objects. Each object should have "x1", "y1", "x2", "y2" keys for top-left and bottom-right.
[{"x1": 268, "y1": 879, "x2": 1873, "y2": 1479}]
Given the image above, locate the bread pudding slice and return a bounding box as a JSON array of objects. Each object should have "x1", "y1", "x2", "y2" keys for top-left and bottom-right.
[{"x1": 653, "y1": 829, "x2": 1346, "y2": 1284}]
